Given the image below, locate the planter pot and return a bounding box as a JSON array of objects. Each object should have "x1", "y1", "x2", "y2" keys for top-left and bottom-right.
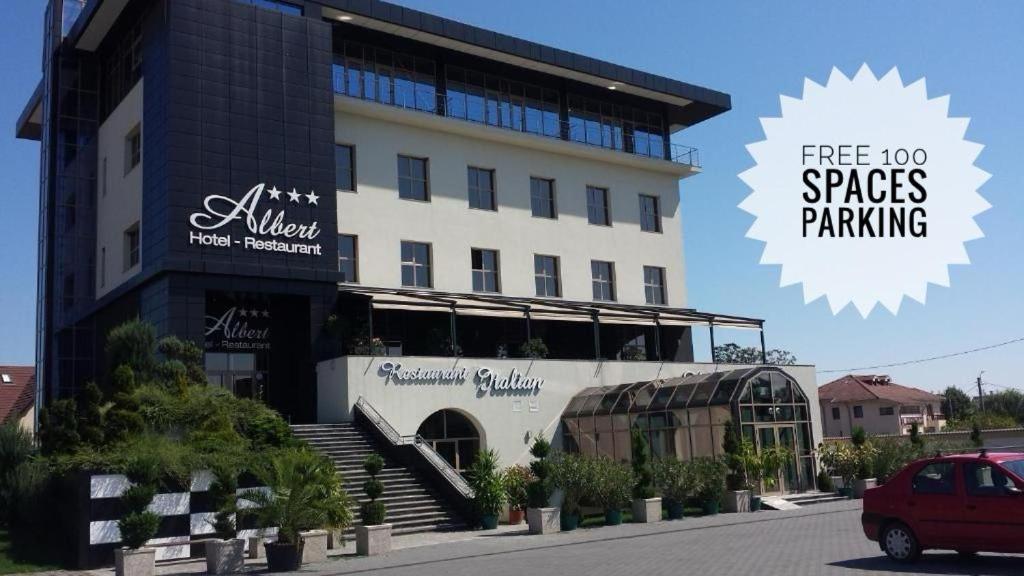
[
  {"x1": 480, "y1": 514, "x2": 499, "y2": 530},
  {"x1": 853, "y1": 478, "x2": 877, "y2": 499},
  {"x1": 526, "y1": 507, "x2": 560, "y2": 535},
  {"x1": 666, "y1": 499, "x2": 685, "y2": 520},
  {"x1": 560, "y1": 511, "x2": 580, "y2": 531},
  {"x1": 701, "y1": 500, "x2": 720, "y2": 516},
  {"x1": 831, "y1": 475, "x2": 845, "y2": 490},
  {"x1": 508, "y1": 508, "x2": 525, "y2": 525},
  {"x1": 604, "y1": 508, "x2": 623, "y2": 526},
  {"x1": 750, "y1": 495, "x2": 762, "y2": 512},
  {"x1": 115, "y1": 547, "x2": 155, "y2": 576},
  {"x1": 356, "y1": 524, "x2": 392, "y2": 556},
  {"x1": 265, "y1": 542, "x2": 303, "y2": 573},
  {"x1": 838, "y1": 486, "x2": 853, "y2": 498},
  {"x1": 205, "y1": 539, "x2": 245, "y2": 575},
  {"x1": 631, "y1": 497, "x2": 662, "y2": 524},
  {"x1": 721, "y1": 490, "x2": 751, "y2": 513},
  {"x1": 300, "y1": 530, "x2": 329, "y2": 564}
]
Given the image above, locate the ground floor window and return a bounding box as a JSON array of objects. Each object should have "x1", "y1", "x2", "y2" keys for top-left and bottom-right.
[
  {"x1": 417, "y1": 409, "x2": 481, "y2": 473},
  {"x1": 204, "y1": 352, "x2": 267, "y2": 402}
]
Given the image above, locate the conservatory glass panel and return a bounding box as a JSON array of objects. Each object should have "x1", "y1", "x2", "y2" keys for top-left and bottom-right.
[
  {"x1": 648, "y1": 385, "x2": 676, "y2": 411},
  {"x1": 710, "y1": 378, "x2": 739, "y2": 405},
  {"x1": 666, "y1": 383, "x2": 697, "y2": 409},
  {"x1": 691, "y1": 426, "x2": 713, "y2": 458},
  {"x1": 751, "y1": 373, "x2": 773, "y2": 403},
  {"x1": 771, "y1": 373, "x2": 793, "y2": 403}
]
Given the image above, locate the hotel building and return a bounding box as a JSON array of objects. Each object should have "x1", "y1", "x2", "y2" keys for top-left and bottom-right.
[{"x1": 18, "y1": 0, "x2": 822, "y2": 541}]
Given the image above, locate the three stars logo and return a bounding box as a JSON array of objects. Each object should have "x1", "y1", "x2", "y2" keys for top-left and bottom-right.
[{"x1": 267, "y1": 185, "x2": 319, "y2": 206}]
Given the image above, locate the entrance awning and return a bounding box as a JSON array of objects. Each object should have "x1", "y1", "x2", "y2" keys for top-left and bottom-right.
[{"x1": 337, "y1": 285, "x2": 764, "y2": 330}]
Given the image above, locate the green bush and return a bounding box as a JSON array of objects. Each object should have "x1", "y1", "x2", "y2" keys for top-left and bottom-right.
[
  {"x1": 693, "y1": 457, "x2": 728, "y2": 504},
  {"x1": 816, "y1": 469, "x2": 834, "y2": 492},
  {"x1": 208, "y1": 465, "x2": 240, "y2": 539},
  {"x1": 358, "y1": 453, "x2": 386, "y2": 526},
  {"x1": 363, "y1": 453, "x2": 385, "y2": 476},
  {"x1": 591, "y1": 456, "x2": 634, "y2": 511},
  {"x1": 106, "y1": 320, "x2": 157, "y2": 377},
  {"x1": 360, "y1": 501, "x2": 386, "y2": 525},
  {"x1": 653, "y1": 458, "x2": 697, "y2": 504},
  {"x1": 76, "y1": 382, "x2": 105, "y2": 446},
  {"x1": 503, "y1": 465, "x2": 534, "y2": 512},
  {"x1": 38, "y1": 399, "x2": 81, "y2": 455},
  {"x1": 118, "y1": 512, "x2": 161, "y2": 549},
  {"x1": 363, "y1": 478, "x2": 384, "y2": 500},
  {"x1": 519, "y1": 338, "x2": 549, "y2": 359},
  {"x1": 551, "y1": 453, "x2": 589, "y2": 516},
  {"x1": 0, "y1": 423, "x2": 34, "y2": 525},
  {"x1": 468, "y1": 449, "x2": 506, "y2": 520},
  {"x1": 526, "y1": 435, "x2": 553, "y2": 508},
  {"x1": 631, "y1": 428, "x2": 655, "y2": 499},
  {"x1": 121, "y1": 484, "x2": 157, "y2": 515}
]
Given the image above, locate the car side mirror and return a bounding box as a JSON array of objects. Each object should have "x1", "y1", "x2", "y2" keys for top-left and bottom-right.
[{"x1": 1006, "y1": 486, "x2": 1023, "y2": 496}]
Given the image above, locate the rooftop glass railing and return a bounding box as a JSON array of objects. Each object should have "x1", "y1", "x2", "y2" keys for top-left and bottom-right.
[{"x1": 332, "y1": 66, "x2": 700, "y2": 167}]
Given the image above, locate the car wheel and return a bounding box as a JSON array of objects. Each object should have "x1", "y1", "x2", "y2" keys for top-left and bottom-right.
[{"x1": 882, "y1": 522, "x2": 921, "y2": 563}]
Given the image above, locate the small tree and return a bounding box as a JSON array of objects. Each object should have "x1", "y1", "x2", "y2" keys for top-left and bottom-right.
[
  {"x1": 38, "y1": 399, "x2": 81, "y2": 455},
  {"x1": 118, "y1": 467, "x2": 160, "y2": 550},
  {"x1": 503, "y1": 465, "x2": 534, "y2": 513},
  {"x1": 208, "y1": 466, "x2": 240, "y2": 540},
  {"x1": 630, "y1": 428, "x2": 655, "y2": 500},
  {"x1": 519, "y1": 338, "x2": 549, "y2": 359},
  {"x1": 970, "y1": 421, "x2": 984, "y2": 448},
  {"x1": 76, "y1": 382, "x2": 105, "y2": 446},
  {"x1": 526, "y1": 435, "x2": 553, "y2": 508},
  {"x1": 909, "y1": 422, "x2": 924, "y2": 450},
  {"x1": 361, "y1": 454, "x2": 386, "y2": 525},
  {"x1": 468, "y1": 449, "x2": 505, "y2": 527},
  {"x1": 721, "y1": 421, "x2": 746, "y2": 490}
]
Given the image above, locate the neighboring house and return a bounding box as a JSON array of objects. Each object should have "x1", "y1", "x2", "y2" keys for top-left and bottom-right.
[
  {"x1": 820, "y1": 374, "x2": 945, "y2": 437},
  {"x1": 0, "y1": 366, "x2": 35, "y2": 434}
]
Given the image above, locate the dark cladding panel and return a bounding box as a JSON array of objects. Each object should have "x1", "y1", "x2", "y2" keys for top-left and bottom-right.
[{"x1": 152, "y1": 0, "x2": 337, "y2": 282}]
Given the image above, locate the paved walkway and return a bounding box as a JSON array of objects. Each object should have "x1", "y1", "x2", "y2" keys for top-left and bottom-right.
[{"x1": 21, "y1": 500, "x2": 1024, "y2": 576}]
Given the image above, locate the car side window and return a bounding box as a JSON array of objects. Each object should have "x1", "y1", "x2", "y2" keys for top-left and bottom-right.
[
  {"x1": 912, "y1": 462, "x2": 956, "y2": 495},
  {"x1": 965, "y1": 462, "x2": 1017, "y2": 497}
]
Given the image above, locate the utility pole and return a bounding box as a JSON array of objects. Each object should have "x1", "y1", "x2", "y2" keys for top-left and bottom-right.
[{"x1": 977, "y1": 370, "x2": 985, "y2": 412}]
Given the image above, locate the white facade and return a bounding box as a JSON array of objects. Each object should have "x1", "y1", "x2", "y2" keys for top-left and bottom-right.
[
  {"x1": 334, "y1": 97, "x2": 692, "y2": 307},
  {"x1": 95, "y1": 80, "x2": 143, "y2": 297},
  {"x1": 821, "y1": 399, "x2": 946, "y2": 438},
  {"x1": 318, "y1": 356, "x2": 821, "y2": 467}
]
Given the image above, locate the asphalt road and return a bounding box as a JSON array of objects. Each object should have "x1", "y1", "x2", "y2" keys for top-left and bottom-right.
[{"x1": 304, "y1": 500, "x2": 1024, "y2": 576}]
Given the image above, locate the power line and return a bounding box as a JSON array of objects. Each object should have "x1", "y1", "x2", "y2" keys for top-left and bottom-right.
[{"x1": 816, "y1": 336, "x2": 1024, "y2": 374}]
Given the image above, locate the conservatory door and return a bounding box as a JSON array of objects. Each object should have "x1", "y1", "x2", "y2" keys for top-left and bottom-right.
[{"x1": 756, "y1": 425, "x2": 800, "y2": 494}]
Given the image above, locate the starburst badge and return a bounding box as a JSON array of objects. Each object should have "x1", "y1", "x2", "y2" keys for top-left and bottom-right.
[{"x1": 739, "y1": 65, "x2": 990, "y2": 317}]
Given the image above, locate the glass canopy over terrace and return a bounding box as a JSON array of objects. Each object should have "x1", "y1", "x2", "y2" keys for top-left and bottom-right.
[{"x1": 561, "y1": 367, "x2": 816, "y2": 493}]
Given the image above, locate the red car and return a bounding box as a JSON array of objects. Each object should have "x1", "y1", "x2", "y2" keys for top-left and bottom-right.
[{"x1": 862, "y1": 450, "x2": 1024, "y2": 562}]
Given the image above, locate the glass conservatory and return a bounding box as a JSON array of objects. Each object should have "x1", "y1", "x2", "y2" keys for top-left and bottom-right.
[{"x1": 561, "y1": 367, "x2": 816, "y2": 494}]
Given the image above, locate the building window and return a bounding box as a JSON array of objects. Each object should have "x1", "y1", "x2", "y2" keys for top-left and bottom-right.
[
  {"x1": 125, "y1": 125, "x2": 141, "y2": 175},
  {"x1": 643, "y1": 266, "x2": 666, "y2": 305},
  {"x1": 879, "y1": 406, "x2": 895, "y2": 416},
  {"x1": 401, "y1": 241, "x2": 432, "y2": 288},
  {"x1": 336, "y1": 145, "x2": 355, "y2": 192},
  {"x1": 530, "y1": 177, "x2": 556, "y2": 219},
  {"x1": 124, "y1": 223, "x2": 140, "y2": 271},
  {"x1": 333, "y1": 41, "x2": 437, "y2": 113},
  {"x1": 831, "y1": 407, "x2": 840, "y2": 420},
  {"x1": 471, "y1": 248, "x2": 500, "y2": 293},
  {"x1": 853, "y1": 405, "x2": 864, "y2": 418},
  {"x1": 468, "y1": 167, "x2": 496, "y2": 211},
  {"x1": 338, "y1": 235, "x2": 358, "y2": 283},
  {"x1": 234, "y1": 0, "x2": 303, "y2": 15},
  {"x1": 587, "y1": 186, "x2": 610, "y2": 226},
  {"x1": 591, "y1": 260, "x2": 616, "y2": 301},
  {"x1": 398, "y1": 155, "x2": 429, "y2": 201},
  {"x1": 534, "y1": 255, "x2": 560, "y2": 297},
  {"x1": 64, "y1": 193, "x2": 76, "y2": 232},
  {"x1": 639, "y1": 194, "x2": 661, "y2": 232}
]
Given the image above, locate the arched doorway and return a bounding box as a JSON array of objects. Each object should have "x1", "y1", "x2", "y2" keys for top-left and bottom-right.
[{"x1": 417, "y1": 409, "x2": 481, "y2": 473}]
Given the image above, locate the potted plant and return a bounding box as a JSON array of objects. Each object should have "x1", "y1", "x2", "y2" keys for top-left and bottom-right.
[
  {"x1": 850, "y1": 427, "x2": 879, "y2": 498},
  {"x1": 693, "y1": 457, "x2": 727, "y2": 515},
  {"x1": 629, "y1": 428, "x2": 661, "y2": 523},
  {"x1": 750, "y1": 444, "x2": 792, "y2": 509},
  {"x1": 468, "y1": 449, "x2": 506, "y2": 530},
  {"x1": 721, "y1": 423, "x2": 751, "y2": 513},
  {"x1": 503, "y1": 464, "x2": 533, "y2": 525},
  {"x1": 592, "y1": 456, "x2": 633, "y2": 526},
  {"x1": 241, "y1": 448, "x2": 353, "y2": 571},
  {"x1": 205, "y1": 468, "x2": 245, "y2": 575},
  {"x1": 115, "y1": 481, "x2": 160, "y2": 576},
  {"x1": 356, "y1": 453, "x2": 391, "y2": 555},
  {"x1": 525, "y1": 435, "x2": 559, "y2": 534},
  {"x1": 819, "y1": 442, "x2": 858, "y2": 498},
  {"x1": 551, "y1": 452, "x2": 588, "y2": 530},
  {"x1": 653, "y1": 458, "x2": 696, "y2": 520},
  {"x1": 519, "y1": 338, "x2": 549, "y2": 359}
]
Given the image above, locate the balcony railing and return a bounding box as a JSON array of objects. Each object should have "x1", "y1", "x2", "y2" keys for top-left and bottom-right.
[{"x1": 332, "y1": 70, "x2": 700, "y2": 167}]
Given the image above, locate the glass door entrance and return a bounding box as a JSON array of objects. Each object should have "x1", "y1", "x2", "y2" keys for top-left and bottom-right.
[
  {"x1": 205, "y1": 352, "x2": 267, "y2": 402},
  {"x1": 755, "y1": 424, "x2": 801, "y2": 494}
]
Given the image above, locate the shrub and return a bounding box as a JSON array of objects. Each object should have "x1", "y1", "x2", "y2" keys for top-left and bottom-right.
[
  {"x1": 0, "y1": 423, "x2": 34, "y2": 524},
  {"x1": 118, "y1": 512, "x2": 161, "y2": 550},
  {"x1": 591, "y1": 456, "x2": 634, "y2": 511},
  {"x1": 503, "y1": 465, "x2": 534, "y2": 512},
  {"x1": 468, "y1": 449, "x2": 506, "y2": 520},
  {"x1": 869, "y1": 437, "x2": 922, "y2": 484},
  {"x1": 360, "y1": 453, "x2": 386, "y2": 526},
  {"x1": 106, "y1": 319, "x2": 157, "y2": 377},
  {"x1": 816, "y1": 469, "x2": 835, "y2": 492},
  {"x1": 118, "y1": 474, "x2": 160, "y2": 550},
  {"x1": 208, "y1": 465, "x2": 240, "y2": 539},
  {"x1": 38, "y1": 399, "x2": 81, "y2": 455},
  {"x1": 631, "y1": 428, "x2": 655, "y2": 499},
  {"x1": 693, "y1": 457, "x2": 728, "y2": 504},
  {"x1": 76, "y1": 382, "x2": 105, "y2": 446},
  {"x1": 551, "y1": 453, "x2": 589, "y2": 516},
  {"x1": 526, "y1": 435, "x2": 553, "y2": 508},
  {"x1": 653, "y1": 458, "x2": 697, "y2": 504}
]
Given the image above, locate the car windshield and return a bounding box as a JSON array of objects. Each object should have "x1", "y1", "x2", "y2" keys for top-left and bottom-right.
[{"x1": 1002, "y1": 458, "x2": 1024, "y2": 480}]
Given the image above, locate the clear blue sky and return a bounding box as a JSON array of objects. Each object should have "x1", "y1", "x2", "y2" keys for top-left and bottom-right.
[{"x1": 3, "y1": 1, "x2": 1023, "y2": 396}]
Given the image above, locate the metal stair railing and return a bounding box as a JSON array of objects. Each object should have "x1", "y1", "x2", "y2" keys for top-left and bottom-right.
[{"x1": 354, "y1": 397, "x2": 474, "y2": 499}]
